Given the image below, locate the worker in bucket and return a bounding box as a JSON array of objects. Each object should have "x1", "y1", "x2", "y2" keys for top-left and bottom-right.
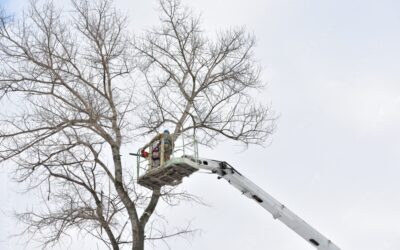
[{"x1": 141, "y1": 129, "x2": 174, "y2": 169}]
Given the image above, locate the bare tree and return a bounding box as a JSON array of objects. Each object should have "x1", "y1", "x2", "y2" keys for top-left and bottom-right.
[
  {"x1": 136, "y1": 0, "x2": 275, "y2": 146},
  {"x1": 0, "y1": 0, "x2": 188, "y2": 249},
  {"x1": 0, "y1": 0, "x2": 275, "y2": 249}
]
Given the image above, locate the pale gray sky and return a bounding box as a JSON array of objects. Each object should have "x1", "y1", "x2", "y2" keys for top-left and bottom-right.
[{"x1": 1, "y1": 0, "x2": 400, "y2": 250}]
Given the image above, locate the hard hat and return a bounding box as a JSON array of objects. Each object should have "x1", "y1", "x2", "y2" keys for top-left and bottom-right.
[{"x1": 163, "y1": 129, "x2": 170, "y2": 134}]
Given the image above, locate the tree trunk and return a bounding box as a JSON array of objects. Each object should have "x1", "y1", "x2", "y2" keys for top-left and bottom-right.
[
  {"x1": 110, "y1": 145, "x2": 144, "y2": 250},
  {"x1": 132, "y1": 227, "x2": 145, "y2": 250}
]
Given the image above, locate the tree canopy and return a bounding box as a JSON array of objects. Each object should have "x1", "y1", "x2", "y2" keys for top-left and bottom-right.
[{"x1": 0, "y1": 0, "x2": 275, "y2": 249}]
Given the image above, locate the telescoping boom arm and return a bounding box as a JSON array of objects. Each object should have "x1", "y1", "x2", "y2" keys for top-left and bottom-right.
[{"x1": 189, "y1": 157, "x2": 341, "y2": 250}]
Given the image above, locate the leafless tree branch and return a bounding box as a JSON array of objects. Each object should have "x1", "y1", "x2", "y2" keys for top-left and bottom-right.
[{"x1": 136, "y1": 0, "x2": 276, "y2": 146}]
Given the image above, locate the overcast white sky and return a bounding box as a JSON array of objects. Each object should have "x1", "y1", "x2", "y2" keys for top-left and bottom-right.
[{"x1": 1, "y1": 0, "x2": 400, "y2": 250}]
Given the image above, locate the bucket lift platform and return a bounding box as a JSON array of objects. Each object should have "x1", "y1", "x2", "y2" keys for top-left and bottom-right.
[{"x1": 138, "y1": 158, "x2": 199, "y2": 190}]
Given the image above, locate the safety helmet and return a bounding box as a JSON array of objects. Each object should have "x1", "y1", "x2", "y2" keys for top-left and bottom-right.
[{"x1": 163, "y1": 129, "x2": 170, "y2": 134}]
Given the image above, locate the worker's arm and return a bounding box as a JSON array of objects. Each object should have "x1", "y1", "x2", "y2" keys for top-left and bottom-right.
[{"x1": 142, "y1": 134, "x2": 162, "y2": 150}]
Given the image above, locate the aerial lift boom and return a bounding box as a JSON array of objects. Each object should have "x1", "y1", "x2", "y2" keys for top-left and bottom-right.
[
  {"x1": 191, "y1": 157, "x2": 341, "y2": 250},
  {"x1": 139, "y1": 156, "x2": 341, "y2": 250}
]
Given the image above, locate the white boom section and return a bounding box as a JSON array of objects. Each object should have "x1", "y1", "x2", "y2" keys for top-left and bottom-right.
[{"x1": 182, "y1": 156, "x2": 341, "y2": 250}]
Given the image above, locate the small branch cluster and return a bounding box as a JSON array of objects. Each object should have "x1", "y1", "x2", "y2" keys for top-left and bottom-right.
[{"x1": 136, "y1": 0, "x2": 276, "y2": 146}]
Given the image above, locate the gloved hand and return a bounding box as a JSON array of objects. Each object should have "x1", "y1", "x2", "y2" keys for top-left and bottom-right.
[{"x1": 140, "y1": 148, "x2": 149, "y2": 158}]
